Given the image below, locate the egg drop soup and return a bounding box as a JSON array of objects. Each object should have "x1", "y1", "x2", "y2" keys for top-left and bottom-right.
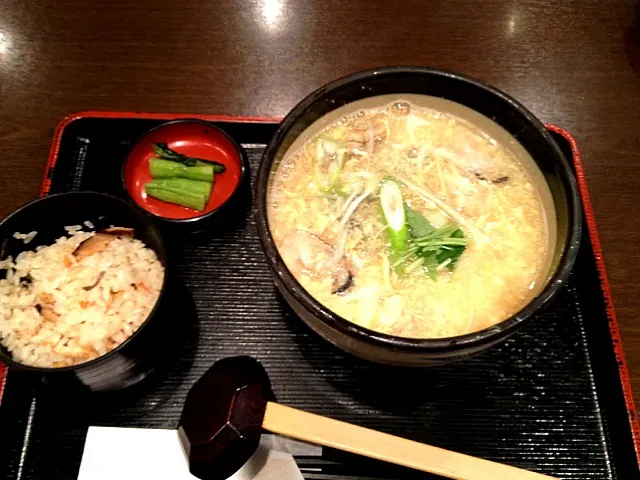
[{"x1": 267, "y1": 94, "x2": 556, "y2": 339}]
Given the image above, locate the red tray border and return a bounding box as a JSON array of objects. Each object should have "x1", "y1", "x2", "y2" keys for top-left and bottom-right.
[{"x1": 0, "y1": 112, "x2": 638, "y2": 467}]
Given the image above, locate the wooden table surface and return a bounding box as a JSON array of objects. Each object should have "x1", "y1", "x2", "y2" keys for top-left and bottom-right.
[{"x1": 0, "y1": 0, "x2": 639, "y2": 398}]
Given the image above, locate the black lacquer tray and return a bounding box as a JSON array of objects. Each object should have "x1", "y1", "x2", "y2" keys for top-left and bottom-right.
[{"x1": 1, "y1": 113, "x2": 638, "y2": 480}]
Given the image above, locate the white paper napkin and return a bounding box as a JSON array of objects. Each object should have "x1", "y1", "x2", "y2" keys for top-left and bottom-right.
[{"x1": 77, "y1": 427, "x2": 316, "y2": 480}]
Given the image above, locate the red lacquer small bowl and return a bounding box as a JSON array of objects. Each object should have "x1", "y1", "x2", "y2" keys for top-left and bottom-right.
[{"x1": 123, "y1": 120, "x2": 248, "y2": 227}]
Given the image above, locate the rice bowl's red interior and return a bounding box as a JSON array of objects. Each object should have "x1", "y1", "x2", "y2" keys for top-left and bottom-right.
[{"x1": 124, "y1": 121, "x2": 243, "y2": 220}]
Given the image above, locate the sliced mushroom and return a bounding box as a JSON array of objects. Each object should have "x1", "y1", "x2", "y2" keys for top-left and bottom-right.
[
  {"x1": 111, "y1": 289, "x2": 124, "y2": 298},
  {"x1": 100, "y1": 227, "x2": 135, "y2": 236},
  {"x1": 107, "y1": 290, "x2": 125, "y2": 312},
  {"x1": 73, "y1": 226, "x2": 135, "y2": 261},
  {"x1": 282, "y1": 231, "x2": 334, "y2": 275},
  {"x1": 491, "y1": 175, "x2": 509, "y2": 184},
  {"x1": 331, "y1": 267, "x2": 354, "y2": 295},
  {"x1": 37, "y1": 292, "x2": 56, "y2": 307},
  {"x1": 474, "y1": 172, "x2": 509, "y2": 184},
  {"x1": 83, "y1": 271, "x2": 105, "y2": 291},
  {"x1": 39, "y1": 307, "x2": 60, "y2": 323},
  {"x1": 73, "y1": 233, "x2": 115, "y2": 261},
  {"x1": 281, "y1": 230, "x2": 355, "y2": 295}
]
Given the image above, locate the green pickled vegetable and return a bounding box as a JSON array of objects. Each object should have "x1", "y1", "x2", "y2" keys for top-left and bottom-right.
[
  {"x1": 145, "y1": 184, "x2": 207, "y2": 211},
  {"x1": 152, "y1": 143, "x2": 226, "y2": 172},
  {"x1": 379, "y1": 178, "x2": 408, "y2": 267},
  {"x1": 149, "y1": 158, "x2": 214, "y2": 182},
  {"x1": 146, "y1": 178, "x2": 212, "y2": 199}
]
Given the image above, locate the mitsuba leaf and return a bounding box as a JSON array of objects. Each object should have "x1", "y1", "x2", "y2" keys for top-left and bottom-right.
[
  {"x1": 435, "y1": 229, "x2": 466, "y2": 268},
  {"x1": 405, "y1": 204, "x2": 435, "y2": 238}
]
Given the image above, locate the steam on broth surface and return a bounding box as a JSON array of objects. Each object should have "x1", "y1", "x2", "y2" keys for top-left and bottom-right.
[{"x1": 268, "y1": 95, "x2": 555, "y2": 339}]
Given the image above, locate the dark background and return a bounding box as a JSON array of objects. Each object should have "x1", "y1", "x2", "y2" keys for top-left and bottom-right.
[{"x1": 1, "y1": 1, "x2": 639, "y2": 405}]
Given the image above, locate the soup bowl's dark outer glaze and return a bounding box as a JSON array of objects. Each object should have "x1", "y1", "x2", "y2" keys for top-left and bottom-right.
[
  {"x1": 0, "y1": 192, "x2": 173, "y2": 391},
  {"x1": 255, "y1": 66, "x2": 583, "y2": 366}
]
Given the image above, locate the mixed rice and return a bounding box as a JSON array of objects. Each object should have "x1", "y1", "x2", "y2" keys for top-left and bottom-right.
[{"x1": 0, "y1": 229, "x2": 164, "y2": 368}]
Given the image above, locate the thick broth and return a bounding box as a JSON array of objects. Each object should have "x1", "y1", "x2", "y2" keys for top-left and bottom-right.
[{"x1": 268, "y1": 95, "x2": 555, "y2": 339}]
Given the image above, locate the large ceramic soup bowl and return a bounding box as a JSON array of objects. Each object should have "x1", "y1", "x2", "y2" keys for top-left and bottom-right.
[{"x1": 255, "y1": 67, "x2": 582, "y2": 365}]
